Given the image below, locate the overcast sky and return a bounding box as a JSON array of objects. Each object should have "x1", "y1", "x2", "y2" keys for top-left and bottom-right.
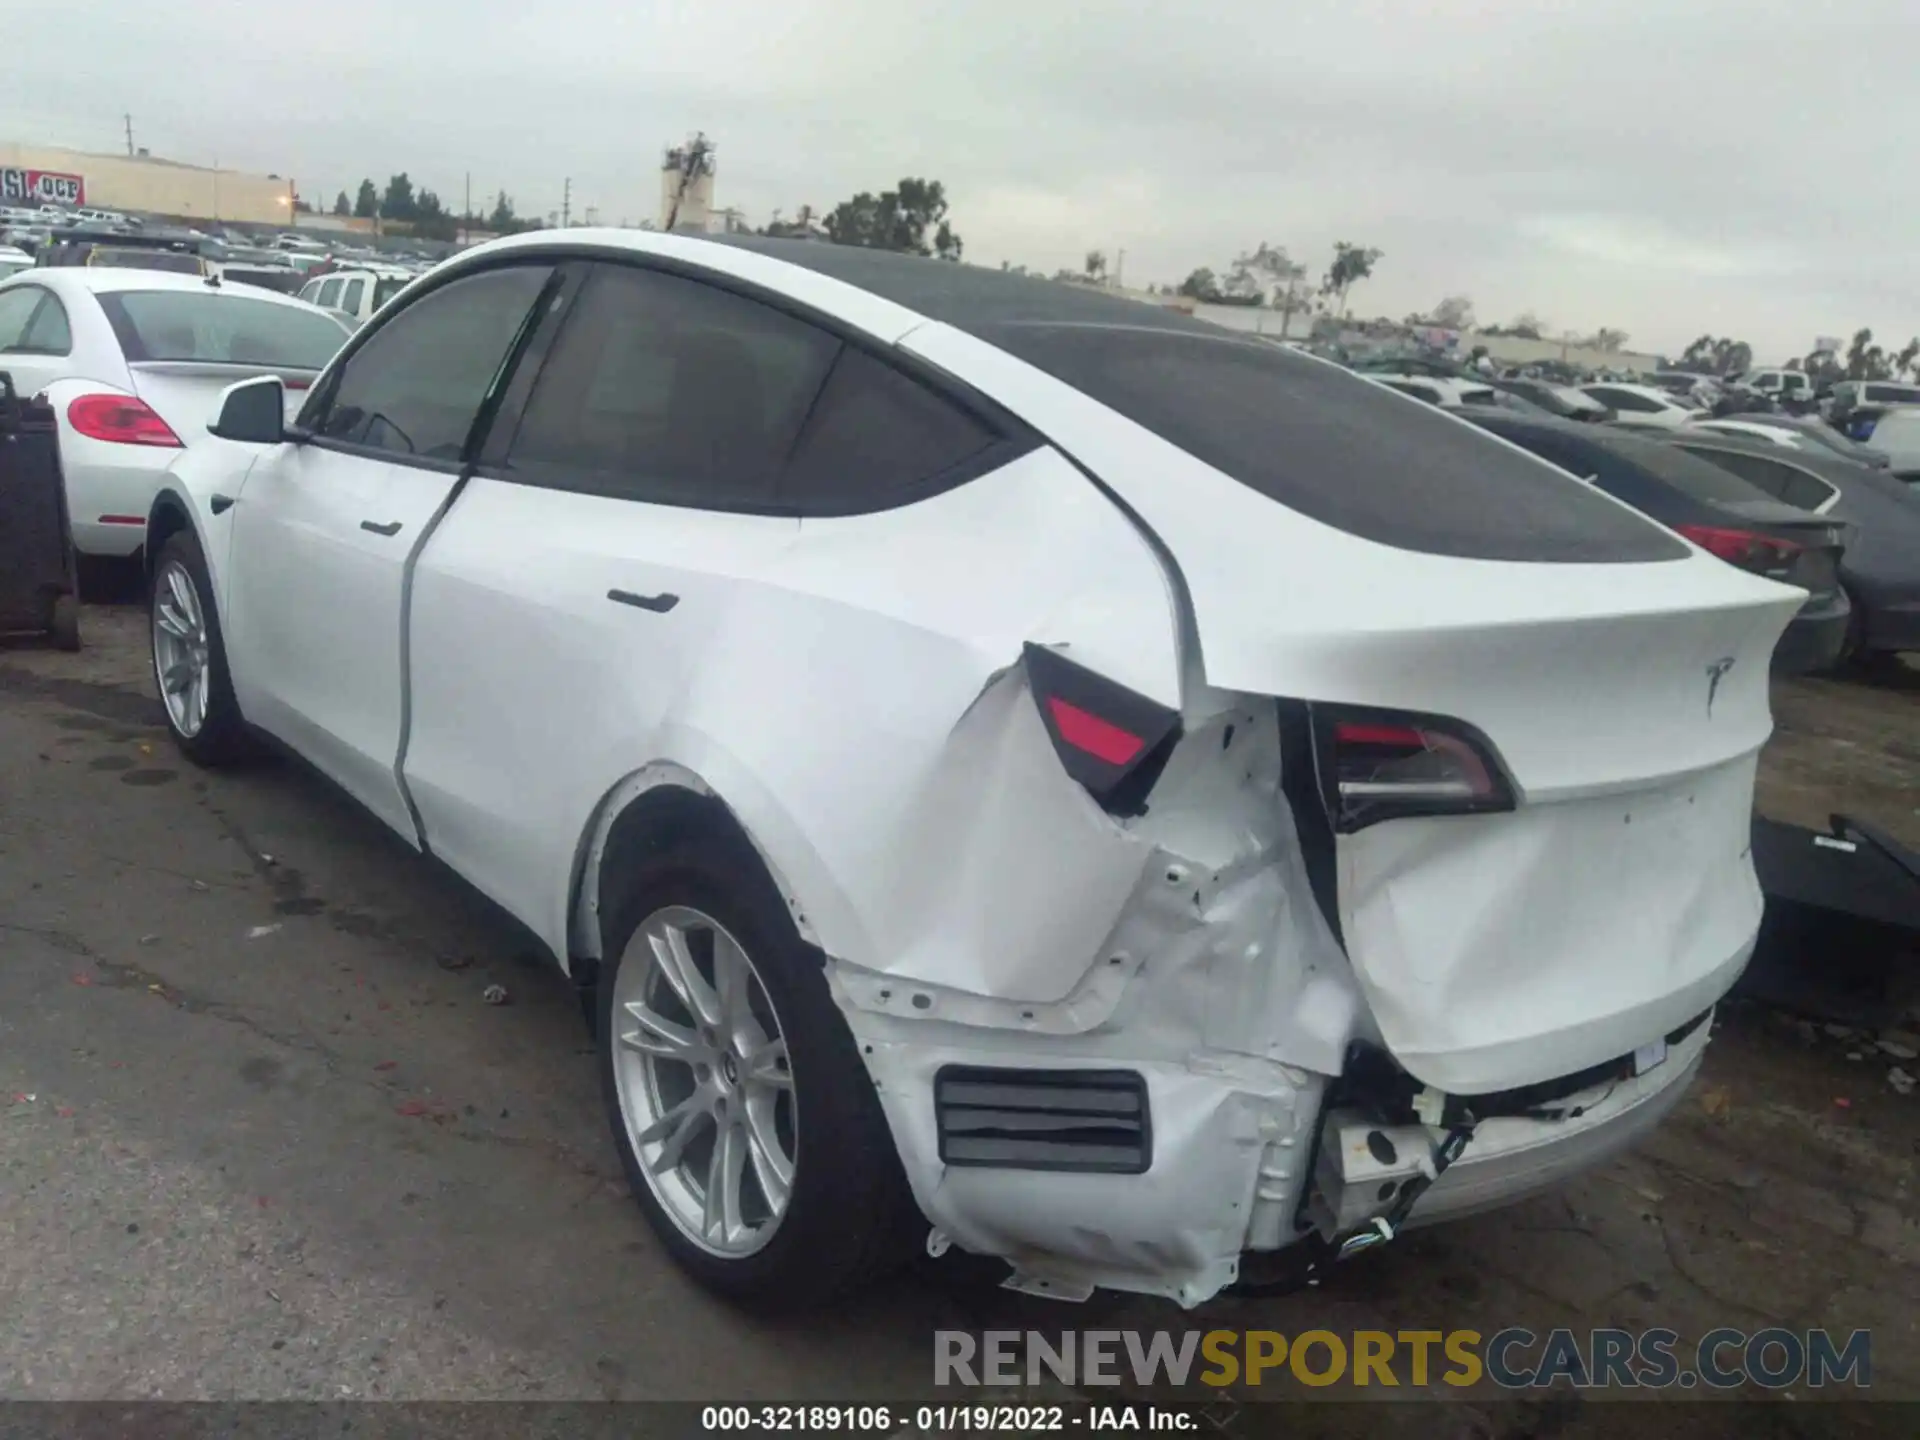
[{"x1": 8, "y1": 0, "x2": 1916, "y2": 361}]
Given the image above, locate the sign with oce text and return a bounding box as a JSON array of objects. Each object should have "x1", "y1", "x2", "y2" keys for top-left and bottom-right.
[{"x1": 1, "y1": 167, "x2": 86, "y2": 207}]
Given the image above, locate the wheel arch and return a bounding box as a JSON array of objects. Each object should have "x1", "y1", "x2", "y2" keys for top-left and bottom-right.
[
  {"x1": 564, "y1": 759, "x2": 843, "y2": 1006},
  {"x1": 145, "y1": 487, "x2": 198, "y2": 582}
]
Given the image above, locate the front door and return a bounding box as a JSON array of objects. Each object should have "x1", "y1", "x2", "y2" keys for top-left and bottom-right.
[{"x1": 222, "y1": 261, "x2": 555, "y2": 843}]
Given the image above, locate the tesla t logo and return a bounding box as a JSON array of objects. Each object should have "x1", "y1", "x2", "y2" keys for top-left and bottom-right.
[{"x1": 1705, "y1": 657, "x2": 1736, "y2": 716}]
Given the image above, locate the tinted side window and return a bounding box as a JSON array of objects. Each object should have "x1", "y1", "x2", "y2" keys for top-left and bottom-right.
[
  {"x1": 342, "y1": 279, "x2": 366, "y2": 313},
  {"x1": 317, "y1": 278, "x2": 343, "y2": 308},
  {"x1": 778, "y1": 344, "x2": 996, "y2": 509},
  {"x1": 20, "y1": 292, "x2": 70, "y2": 354},
  {"x1": 312, "y1": 264, "x2": 551, "y2": 462},
  {"x1": 1683, "y1": 447, "x2": 1792, "y2": 497},
  {"x1": 1594, "y1": 387, "x2": 1658, "y2": 412},
  {"x1": 0, "y1": 286, "x2": 42, "y2": 348},
  {"x1": 505, "y1": 263, "x2": 837, "y2": 506},
  {"x1": 1779, "y1": 469, "x2": 1836, "y2": 510}
]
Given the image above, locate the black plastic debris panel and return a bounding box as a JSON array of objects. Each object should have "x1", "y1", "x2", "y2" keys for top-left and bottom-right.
[
  {"x1": 0, "y1": 371, "x2": 82, "y2": 650},
  {"x1": 1740, "y1": 813, "x2": 1920, "y2": 1024}
]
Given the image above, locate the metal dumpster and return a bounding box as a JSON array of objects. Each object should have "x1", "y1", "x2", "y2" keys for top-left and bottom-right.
[{"x1": 0, "y1": 371, "x2": 81, "y2": 650}]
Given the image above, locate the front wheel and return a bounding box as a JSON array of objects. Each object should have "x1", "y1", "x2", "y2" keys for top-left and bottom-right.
[
  {"x1": 150, "y1": 532, "x2": 250, "y2": 765},
  {"x1": 597, "y1": 827, "x2": 917, "y2": 1309}
]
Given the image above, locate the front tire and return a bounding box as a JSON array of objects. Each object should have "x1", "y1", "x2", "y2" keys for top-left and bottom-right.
[
  {"x1": 150, "y1": 531, "x2": 250, "y2": 765},
  {"x1": 597, "y1": 826, "x2": 917, "y2": 1309}
]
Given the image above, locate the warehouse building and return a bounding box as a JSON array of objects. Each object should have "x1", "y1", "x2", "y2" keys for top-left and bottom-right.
[{"x1": 0, "y1": 142, "x2": 297, "y2": 225}]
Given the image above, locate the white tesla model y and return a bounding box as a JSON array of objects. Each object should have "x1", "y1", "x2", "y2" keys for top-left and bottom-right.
[{"x1": 144, "y1": 230, "x2": 1801, "y2": 1310}]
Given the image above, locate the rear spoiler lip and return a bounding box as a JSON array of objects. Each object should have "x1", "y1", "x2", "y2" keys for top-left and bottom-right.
[{"x1": 128, "y1": 361, "x2": 321, "y2": 381}]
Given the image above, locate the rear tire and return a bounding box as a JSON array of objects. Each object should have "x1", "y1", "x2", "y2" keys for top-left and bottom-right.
[
  {"x1": 597, "y1": 824, "x2": 918, "y2": 1310},
  {"x1": 150, "y1": 531, "x2": 251, "y2": 766}
]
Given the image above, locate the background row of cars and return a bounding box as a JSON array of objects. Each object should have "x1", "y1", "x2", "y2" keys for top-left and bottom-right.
[
  {"x1": 1343, "y1": 353, "x2": 1920, "y2": 674},
  {"x1": 1, "y1": 216, "x2": 1914, "y2": 682}
]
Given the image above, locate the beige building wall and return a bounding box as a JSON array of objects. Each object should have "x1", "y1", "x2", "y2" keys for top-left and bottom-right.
[{"x1": 0, "y1": 143, "x2": 296, "y2": 225}]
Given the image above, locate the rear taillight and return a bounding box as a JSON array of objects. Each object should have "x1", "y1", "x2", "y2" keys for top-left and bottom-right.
[
  {"x1": 1024, "y1": 643, "x2": 1181, "y2": 818},
  {"x1": 66, "y1": 394, "x2": 182, "y2": 447},
  {"x1": 284, "y1": 378, "x2": 312, "y2": 391},
  {"x1": 1674, "y1": 524, "x2": 1802, "y2": 578},
  {"x1": 1313, "y1": 707, "x2": 1515, "y2": 833}
]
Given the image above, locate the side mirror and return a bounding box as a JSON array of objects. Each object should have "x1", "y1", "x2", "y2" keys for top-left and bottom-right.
[{"x1": 208, "y1": 375, "x2": 286, "y2": 444}]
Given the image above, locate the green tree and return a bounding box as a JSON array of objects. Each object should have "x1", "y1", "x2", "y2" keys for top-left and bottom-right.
[
  {"x1": 1844, "y1": 328, "x2": 1888, "y2": 380},
  {"x1": 1177, "y1": 266, "x2": 1221, "y2": 301},
  {"x1": 1083, "y1": 249, "x2": 1109, "y2": 284},
  {"x1": 1320, "y1": 241, "x2": 1383, "y2": 317},
  {"x1": 353, "y1": 179, "x2": 378, "y2": 218},
  {"x1": 332, "y1": 191, "x2": 351, "y2": 216},
  {"x1": 381, "y1": 173, "x2": 417, "y2": 222},
  {"x1": 823, "y1": 178, "x2": 962, "y2": 260},
  {"x1": 1589, "y1": 327, "x2": 1631, "y2": 353},
  {"x1": 1679, "y1": 335, "x2": 1748, "y2": 376},
  {"x1": 488, "y1": 192, "x2": 517, "y2": 231}
]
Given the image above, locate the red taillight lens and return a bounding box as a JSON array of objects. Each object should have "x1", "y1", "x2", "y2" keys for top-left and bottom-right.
[
  {"x1": 1024, "y1": 643, "x2": 1181, "y2": 817},
  {"x1": 284, "y1": 378, "x2": 312, "y2": 391},
  {"x1": 1317, "y1": 708, "x2": 1514, "y2": 832},
  {"x1": 66, "y1": 394, "x2": 182, "y2": 447},
  {"x1": 1674, "y1": 523, "x2": 1801, "y2": 574}
]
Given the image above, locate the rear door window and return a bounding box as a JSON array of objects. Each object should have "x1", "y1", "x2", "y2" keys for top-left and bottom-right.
[
  {"x1": 776, "y1": 344, "x2": 1000, "y2": 510},
  {"x1": 342, "y1": 279, "x2": 366, "y2": 314},
  {"x1": 0, "y1": 285, "x2": 44, "y2": 349},
  {"x1": 18, "y1": 291, "x2": 70, "y2": 354},
  {"x1": 987, "y1": 325, "x2": 1686, "y2": 562},
  {"x1": 317, "y1": 278, "x2": 343, "y2": 309},
  {"x1": 503, "y1": 261, "x2": 838, "y2": 507}
]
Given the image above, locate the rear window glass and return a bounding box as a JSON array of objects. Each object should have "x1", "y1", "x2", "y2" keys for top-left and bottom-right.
[
  {"x1": 89, "y1": 248, "x2": 201, "y2": 275},
  {"x1": 1864, "y1": 384, "x2": 1920, "y2": 404},
  {"x1": 373, "y1": 277, "x2": 409, "y2": 308},
  {"x1": 1488, "y1": 421, "x2": 1775, "y2": 508},
  {"x1": 985, "y1": 325, "x2": 1687, "y2": 563},
  {"x1": 96, "y1": 290, "x2": 349, "y2": 369}
]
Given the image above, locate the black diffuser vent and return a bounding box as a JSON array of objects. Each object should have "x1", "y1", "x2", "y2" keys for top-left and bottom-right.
[{"x1": 934, "y1": 1066, "x2": 1151, "y2": 1174}]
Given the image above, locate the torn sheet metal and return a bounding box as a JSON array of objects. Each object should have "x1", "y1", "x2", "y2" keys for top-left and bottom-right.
[{"x1": 831, "y1": 697, "x2": 1362, "y2": 1305}]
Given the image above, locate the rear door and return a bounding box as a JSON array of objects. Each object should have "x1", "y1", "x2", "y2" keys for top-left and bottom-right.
[
  {"x1": 224, "y1": 261, "x2": 554, "y2": 841},
  {"x1": 403, "y1": 260, "x2": 839, "y2": 938}
]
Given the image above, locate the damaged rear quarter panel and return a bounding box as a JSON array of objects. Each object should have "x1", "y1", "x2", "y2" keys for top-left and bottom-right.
[{"x1": 572, "y1": 446, "x2": 1184, "y2": 997}]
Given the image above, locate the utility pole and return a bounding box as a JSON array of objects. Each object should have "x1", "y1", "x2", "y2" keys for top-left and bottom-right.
[
  {"x1": 462, "y1": 172, "x2": 470, "y2": 244},
  {"x1": 123, "y1": 113, "x2": 134, "y2": 156},
  {"x1": 561, "y1": 177, "x2": 571, "y2": 229},
  {"x1": 1115, "y1": 247, "x2": 1125, "y2": 292}
]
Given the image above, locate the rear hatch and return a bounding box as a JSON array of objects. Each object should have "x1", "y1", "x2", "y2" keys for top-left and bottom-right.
[
  {"x1": 945, "y1": 323, "x2": 1803, "y2": 1093},
  {"x1": 93, "y1": 284, "x2": 349, "y2": 435}
]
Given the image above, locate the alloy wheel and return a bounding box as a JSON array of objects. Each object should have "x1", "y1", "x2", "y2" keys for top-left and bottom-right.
[
  {"x1": 611, "y1": 905, "x2": 797, "y2": 1257},
  {"x1": 152, "y1": 559, "x2": 211, "y2": 739}
]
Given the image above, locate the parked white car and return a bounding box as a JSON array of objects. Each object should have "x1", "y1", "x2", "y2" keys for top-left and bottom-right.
[
  {"x1": 295, "y1": 264, "x2": 414, "y2": 331},
  {"x1": 1581, "y1": 382, "x2": 1702, "y2": 429},
  {"x1": 1862, "y1": 407, "x2": 1920, "y2": 481},
  {"x1": 142, "y1": 230, "x2": 1801, "y2": 1310},
  {"x1": 0, "y1": 244, "x2": 32, "y2": 281},
  {"x1": 1366, "y1": 373, "x2": 1501, "y2": 408},
  {"x1": 0, "y1": 268, "x2": 351, "y2": 556}
]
